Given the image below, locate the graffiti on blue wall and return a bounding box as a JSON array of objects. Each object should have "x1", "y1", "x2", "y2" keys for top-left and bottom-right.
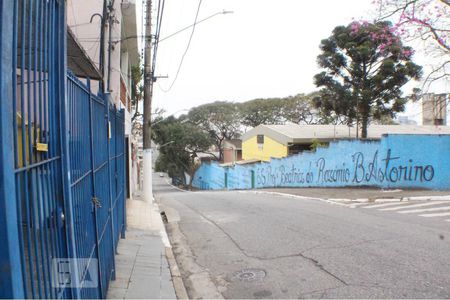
[
  {"x1": 262, "y1": 149, "x2": 434, "y2": 187},
  {"x1": 192, "y1": 135, "x2": 450, "y2": 190}
]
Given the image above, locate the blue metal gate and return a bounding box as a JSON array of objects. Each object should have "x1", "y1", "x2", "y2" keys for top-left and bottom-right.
[
  {"x1": 1, "y1": 1, "x2": 127, "y2": 298},
  {"x1": 66, "y1": 73, "x2": 125, "y2": 298},
  {"x1": 6, "y1": 0, "x2": 70, "y2": 298}
]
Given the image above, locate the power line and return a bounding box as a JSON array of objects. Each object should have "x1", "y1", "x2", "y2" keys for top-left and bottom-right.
[
  {"x1": 152, "y1": 0, "x2": 165, "y2": 78},
  {"x1": 159, "y1": 0, "x2": 203, "y2": 93}
]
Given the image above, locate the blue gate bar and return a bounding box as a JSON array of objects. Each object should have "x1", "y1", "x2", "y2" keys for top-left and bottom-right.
[
  {"x1": 2, "y1": 1, "x2": 128, "y2": 298},
  {"x1": 0, "y1": 0, "x2": 26, "y2": 297}
]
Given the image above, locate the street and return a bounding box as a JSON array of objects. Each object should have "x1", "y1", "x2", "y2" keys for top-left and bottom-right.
[{"x1": 154, "y1": 176, "x2": 450, "y2": 299}]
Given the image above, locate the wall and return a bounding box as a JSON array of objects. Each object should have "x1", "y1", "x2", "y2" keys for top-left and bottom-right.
[
  {"x1": 223, "y1": 148, "x2": 234, "y2": 164},
  {"x1": 242, "y1": 135, "x2": 288, "y2": 161},
  {"x1": 193, "y1": 135, "x2": 450, "y2": 190},
  {"x1": 67, "y1": 0, "x2": 123, "y2": 107}
]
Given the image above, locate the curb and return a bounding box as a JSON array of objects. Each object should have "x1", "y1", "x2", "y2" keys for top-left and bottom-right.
[
  {"x1": 153, "y1": 200, "x2": 189, "y2": 300},
  {"x1": 165, "y1": 247, "x2": 189, "y2": 300}
]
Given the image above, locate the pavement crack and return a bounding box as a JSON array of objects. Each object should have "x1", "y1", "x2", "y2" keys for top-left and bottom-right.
[
  {"x1": 179, "y1": 202, "x2": 348, "y2": 286},
  {"x1": 297, "y1": 252, "x2": 348, "y2": 286},
  {"x1": 123, "y1": 244, "x2": 141, "y2": 299},
  {"x1": 179, "y1": 202, "x2": 254, "y2": 258}
]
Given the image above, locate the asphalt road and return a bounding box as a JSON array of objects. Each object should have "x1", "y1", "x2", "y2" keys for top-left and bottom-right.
[{"x1": 154, "y1": 176, "x2": 450, "y2": 299}]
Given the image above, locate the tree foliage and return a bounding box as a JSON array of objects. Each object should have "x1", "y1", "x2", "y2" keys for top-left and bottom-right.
[
  {"x1": 281, "y1": 93, "x2": 320, "y2": 124},
  {"x1": 313, "y1": 21, "x2": 422, "y2": 138},
  {"x1": 152, "y1": 117, "x2": 214, "y2": 189},
  {"x1": 131, "y1": 65, "x2": 143, "y2": 122},
  {"x1": 240, "y1": 98, "x2": 285, "y2": 127},
  {"x1": 188, "y1": 102, "x2": 241, "y2": 161}
]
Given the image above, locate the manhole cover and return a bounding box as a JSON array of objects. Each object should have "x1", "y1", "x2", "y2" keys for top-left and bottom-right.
[{"x1": 232, "y1": 268, "x2": 266, "y2": 282}]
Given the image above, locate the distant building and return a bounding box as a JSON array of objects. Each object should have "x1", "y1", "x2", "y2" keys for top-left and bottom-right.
[
  {"x1": 241, "y1": 124, "x2": 450, "y2": 161},
  {"x1": 397, "y1": 116, "x2": 418, "y2": 125},
  {"x1": 222, "y1": 139, "x2": 242, "y2": 164},
  {"x1": 423, "y1": 93, "x2": 448, "y2": 125}
]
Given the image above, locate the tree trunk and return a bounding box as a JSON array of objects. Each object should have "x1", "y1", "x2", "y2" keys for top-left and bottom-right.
[
  {"x1": 361, "y1": 114, "x2": 369, "y2": 139},
  {"x1": 188, "y1": 167, "x2": 199, "y2": 190},
  {"x1": 217, "y1": 141, "x2": 224, "y2": 162}
]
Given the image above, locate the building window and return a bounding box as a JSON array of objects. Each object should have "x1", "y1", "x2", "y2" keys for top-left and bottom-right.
[{"x1": 257, "y1": 134, "x2": 264, "y2": 144}]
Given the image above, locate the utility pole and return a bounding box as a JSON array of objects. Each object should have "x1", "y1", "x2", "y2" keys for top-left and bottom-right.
[
  {"x1": 107, "y1": 0, "x2": 116, "y2": 91},
  {"x1": 143, "y1": 0, "x2": 153, "y2": 203}
]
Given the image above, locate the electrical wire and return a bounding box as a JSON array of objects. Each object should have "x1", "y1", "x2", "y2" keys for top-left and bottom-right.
[
  {"x1": 159, "y1": 0, "x2": 203, "y2": 93},
  {"x1": 152, "y1": 0, "x2": 165, "y2": 78}
]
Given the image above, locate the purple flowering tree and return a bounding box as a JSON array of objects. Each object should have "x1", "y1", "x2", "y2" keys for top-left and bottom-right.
[{"x1": 374, "y1": 0, "x2": 449, "y2": 89}]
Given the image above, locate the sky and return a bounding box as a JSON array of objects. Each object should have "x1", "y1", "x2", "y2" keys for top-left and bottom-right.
[{"x1": 137, "y1": 0, "x2": 448, "y2": 123}]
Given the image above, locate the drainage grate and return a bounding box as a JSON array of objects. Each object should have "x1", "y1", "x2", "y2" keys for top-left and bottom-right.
[{"x1": 232, "y1": 268, "x2": 266, "y2": 282}]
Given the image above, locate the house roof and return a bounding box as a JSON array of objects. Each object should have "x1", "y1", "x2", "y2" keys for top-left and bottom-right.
[
  {"x1": 223, "y1": 139, "x2": 242, "y2": 149},
  {"x1": 241, "y1": 124, "x2": 450, "y2": 145},
  {"x1": 67, "y1": 27, "x2": 103, "y2": 80}
]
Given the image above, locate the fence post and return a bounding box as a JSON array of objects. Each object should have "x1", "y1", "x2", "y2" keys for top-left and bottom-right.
[
  {"x1": 56, "y1": 3, "x2": 81, "y2": 299},
  {"x1": 121, "y1": 110, "x2": 127, "y2": 239},
  {"x1": 0, "y1": 1, "x2": 25, "y2": 297},
  {"x1": 106, "y1": 95, "x2": 117, "y2": 280},
  {"x1": 88, "y1": 78, "x2": 105, "y2": 296}
]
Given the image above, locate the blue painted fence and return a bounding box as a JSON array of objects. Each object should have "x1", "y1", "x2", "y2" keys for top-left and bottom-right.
[
  {"x1": 193, "y1": 135, "x2": 450, "y2": 191},
  {"x1": 67, "y1": 73, "x2": 126, "y2": 298},
  {"x1": 0, "y1": 1, "x2": 127, "y2": 299}
]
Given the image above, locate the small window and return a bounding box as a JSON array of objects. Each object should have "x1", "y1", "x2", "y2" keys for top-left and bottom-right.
[{"x1": 257, "y1": 134, "x2": 264, "y2": 144}]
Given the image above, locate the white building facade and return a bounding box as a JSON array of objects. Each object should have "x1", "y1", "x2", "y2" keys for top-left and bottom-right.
[{"x1": 67, "y1": 0, "x2": 140, "y2": 199}]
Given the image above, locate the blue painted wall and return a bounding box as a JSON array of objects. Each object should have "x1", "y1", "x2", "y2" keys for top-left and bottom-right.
[{"x1": 192, "y1": 134, "x2": 450, "y2": 190}]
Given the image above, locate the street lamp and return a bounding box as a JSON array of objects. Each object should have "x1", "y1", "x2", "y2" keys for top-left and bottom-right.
[
  {"x1": 150, "y1": 109, "x2": 189, "y2": 127},
  {"x1": 112, "y1": 10, "x2": 234, "y2": 45}
]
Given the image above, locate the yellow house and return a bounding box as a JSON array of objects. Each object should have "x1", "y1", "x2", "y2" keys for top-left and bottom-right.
[
  {"x1": 241, "y1": 124, "x2": 323, "y2": 161},
  {"x1": 241, "y1": 124, "x2": 450, "y2": 162},
  {"x1": 241, "y1": 124, "x2": 357, "y2": 161},
  {"x1": 241, "y1": 124, "x2": 308, "y2": 161}
]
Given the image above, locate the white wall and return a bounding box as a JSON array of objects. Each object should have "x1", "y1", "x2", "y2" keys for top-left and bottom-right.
[{"x1": 67, "y1": 0, "x2": 122, "y2": 107}]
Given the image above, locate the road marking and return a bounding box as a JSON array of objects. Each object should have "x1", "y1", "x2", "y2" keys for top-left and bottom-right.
[
  {"x1": 374, "y1": 198, "x2": 402, "y2": 203},
  {"x1": 405, "y1": 195, "x2": 450, "y2": 201},
  {"x1": 363, "y1": 202, "x2": 408, "y2": 209},
  {"x1": 379, "y1": 201, "x2": 447, "y2": 211},
  {"x1": 348, "y1": 202, "x2": 372, "y2": 208},
  {"x1": 355, "y1": 198, "x2": 370, "y2": 202},
  {"x1": 328, "y1": 198, "x2": 354, "y2": 202},
  {"x1": 419, "y1": 212, "x2": 450, "y2": 217},
  {"x1": 398, "y1": 206, "x2": 450, "y2": 214},
  {"x1": 381, "y1": 189, "x2": 403, "y2": 193}
]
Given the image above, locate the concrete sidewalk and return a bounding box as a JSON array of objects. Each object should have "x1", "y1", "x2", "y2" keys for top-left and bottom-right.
[{"x1": 106, "y1": 193, "x2": 179, "y2": 299}]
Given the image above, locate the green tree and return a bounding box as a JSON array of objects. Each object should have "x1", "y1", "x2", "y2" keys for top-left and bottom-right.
[
  {"x1": 153, "y1": 117, "x2": 214, "y2": 189},
  {"x1": 281, "y1": 93, "x2": 319, "y2": 124},
  {"x1": 240, "y1": 98, "x2": 285, "y2": 127},
  {"x1": 131, "y1": 65, "x2": 144, "y2": 122},
  {"x1": 188, "y1": 101, "x2": 241, "y2": 161},
  {"x1": 313, "y1": 21, "x2": 422, "y2": 138}
]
